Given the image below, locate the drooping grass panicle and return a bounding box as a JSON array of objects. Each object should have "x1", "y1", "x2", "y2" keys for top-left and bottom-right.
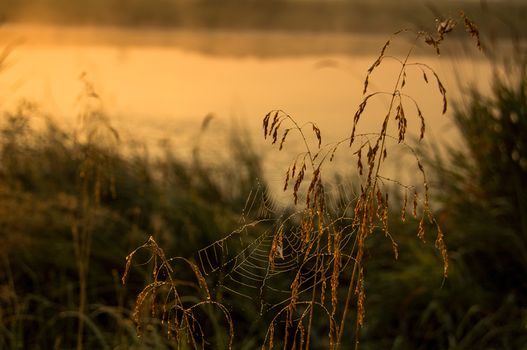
[
  {"x1": 122, "y1": 235, "x2": 234, "y2": 348},
  {"x1": 122, "y1": 13, "x2": 481, "y2": 350},
  {"x1": 258, "y1": 15, "x2": 481, "y2": 349},
  {"x1": 460, "y1": 11, "x2": 482, "y2": 51}
]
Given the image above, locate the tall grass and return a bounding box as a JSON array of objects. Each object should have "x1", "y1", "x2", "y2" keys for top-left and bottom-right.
[
  {"x1": 422, "y1": 45, "x2": 527, "y2": 349},
  {"x1": 123, "y1": 13, "x2": 483, "y2": 350},
  {"x1": 351, "y1": 30, "x2": 527, "y2": 350},
  {"x1": 0, "y1": 91, "x2": 267, "y2": 348}
]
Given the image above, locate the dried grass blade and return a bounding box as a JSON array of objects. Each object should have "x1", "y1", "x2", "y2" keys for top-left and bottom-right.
[
  {"x1": 363, "y1": 39, "x2": 391, "y2": 94},
  {"x1": 312, "y1": 124, "x2": 322, "y2": 148},
  {"x1": 432, "y1": 71, "x2": 448, "y2": 114},
  {"x1": 417, "y1": 105, "x2": 426, "y2": 140},
  {"x1": 279, "y1": 129, "x2": 290, "y2": 150},
  {"x1": 263, "y1": 112, "x2": 271, "y2": 138},
  {"x1": 461, "y1": 11, "x2": 482, "y2": 51}
]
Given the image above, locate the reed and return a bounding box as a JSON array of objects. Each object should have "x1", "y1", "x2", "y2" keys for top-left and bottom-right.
[
  {"x1": 124, "y1": 13, "x2": 482, "y2": 350},
  {"x1": 0, "y1": 95, "x2": 266, "y2": 348}
]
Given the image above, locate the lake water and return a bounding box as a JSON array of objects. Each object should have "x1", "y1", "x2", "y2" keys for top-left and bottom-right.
[{"x1": 0, "y1": 24, "x2": 494, "y2": 198}]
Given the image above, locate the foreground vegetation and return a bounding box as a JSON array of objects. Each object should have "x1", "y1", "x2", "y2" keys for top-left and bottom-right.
[
  {"x1": 0, "y1": 99, "x2": 267, "y2": 348},
  {"x1": 0, "y1": 14, "x2": 526, "y2": 350}
]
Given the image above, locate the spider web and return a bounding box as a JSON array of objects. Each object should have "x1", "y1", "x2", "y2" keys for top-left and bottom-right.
[{"x1": 197, "y1": 181, "x2": 358, "y2": 317}]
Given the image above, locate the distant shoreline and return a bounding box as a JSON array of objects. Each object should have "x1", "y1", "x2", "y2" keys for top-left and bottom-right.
[
  {"x1": 0, "y1": 23, "x2": 493, "y2": 59},
  {"x1": 1, "y1": 0, "x2": 525, "y2": 39}
]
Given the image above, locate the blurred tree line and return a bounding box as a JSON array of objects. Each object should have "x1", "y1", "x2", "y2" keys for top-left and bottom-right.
[{"x1": 0, "y1": 0, "x2": 525, "y2": 38}]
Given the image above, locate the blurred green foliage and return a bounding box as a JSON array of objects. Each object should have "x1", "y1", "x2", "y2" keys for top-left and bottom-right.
[{"x1": 0, "y1": 100, "x2": 268, "y2": 348}]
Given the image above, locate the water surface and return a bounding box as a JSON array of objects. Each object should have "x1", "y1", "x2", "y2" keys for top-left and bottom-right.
[{"x1": 0, "y1": 24, "x2": 494, "y2": 197}]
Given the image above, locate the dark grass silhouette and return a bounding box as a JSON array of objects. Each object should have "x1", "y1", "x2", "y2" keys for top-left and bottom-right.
[{"x1": 124, "y1": 13, "x2": 483, "y2": 350}]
